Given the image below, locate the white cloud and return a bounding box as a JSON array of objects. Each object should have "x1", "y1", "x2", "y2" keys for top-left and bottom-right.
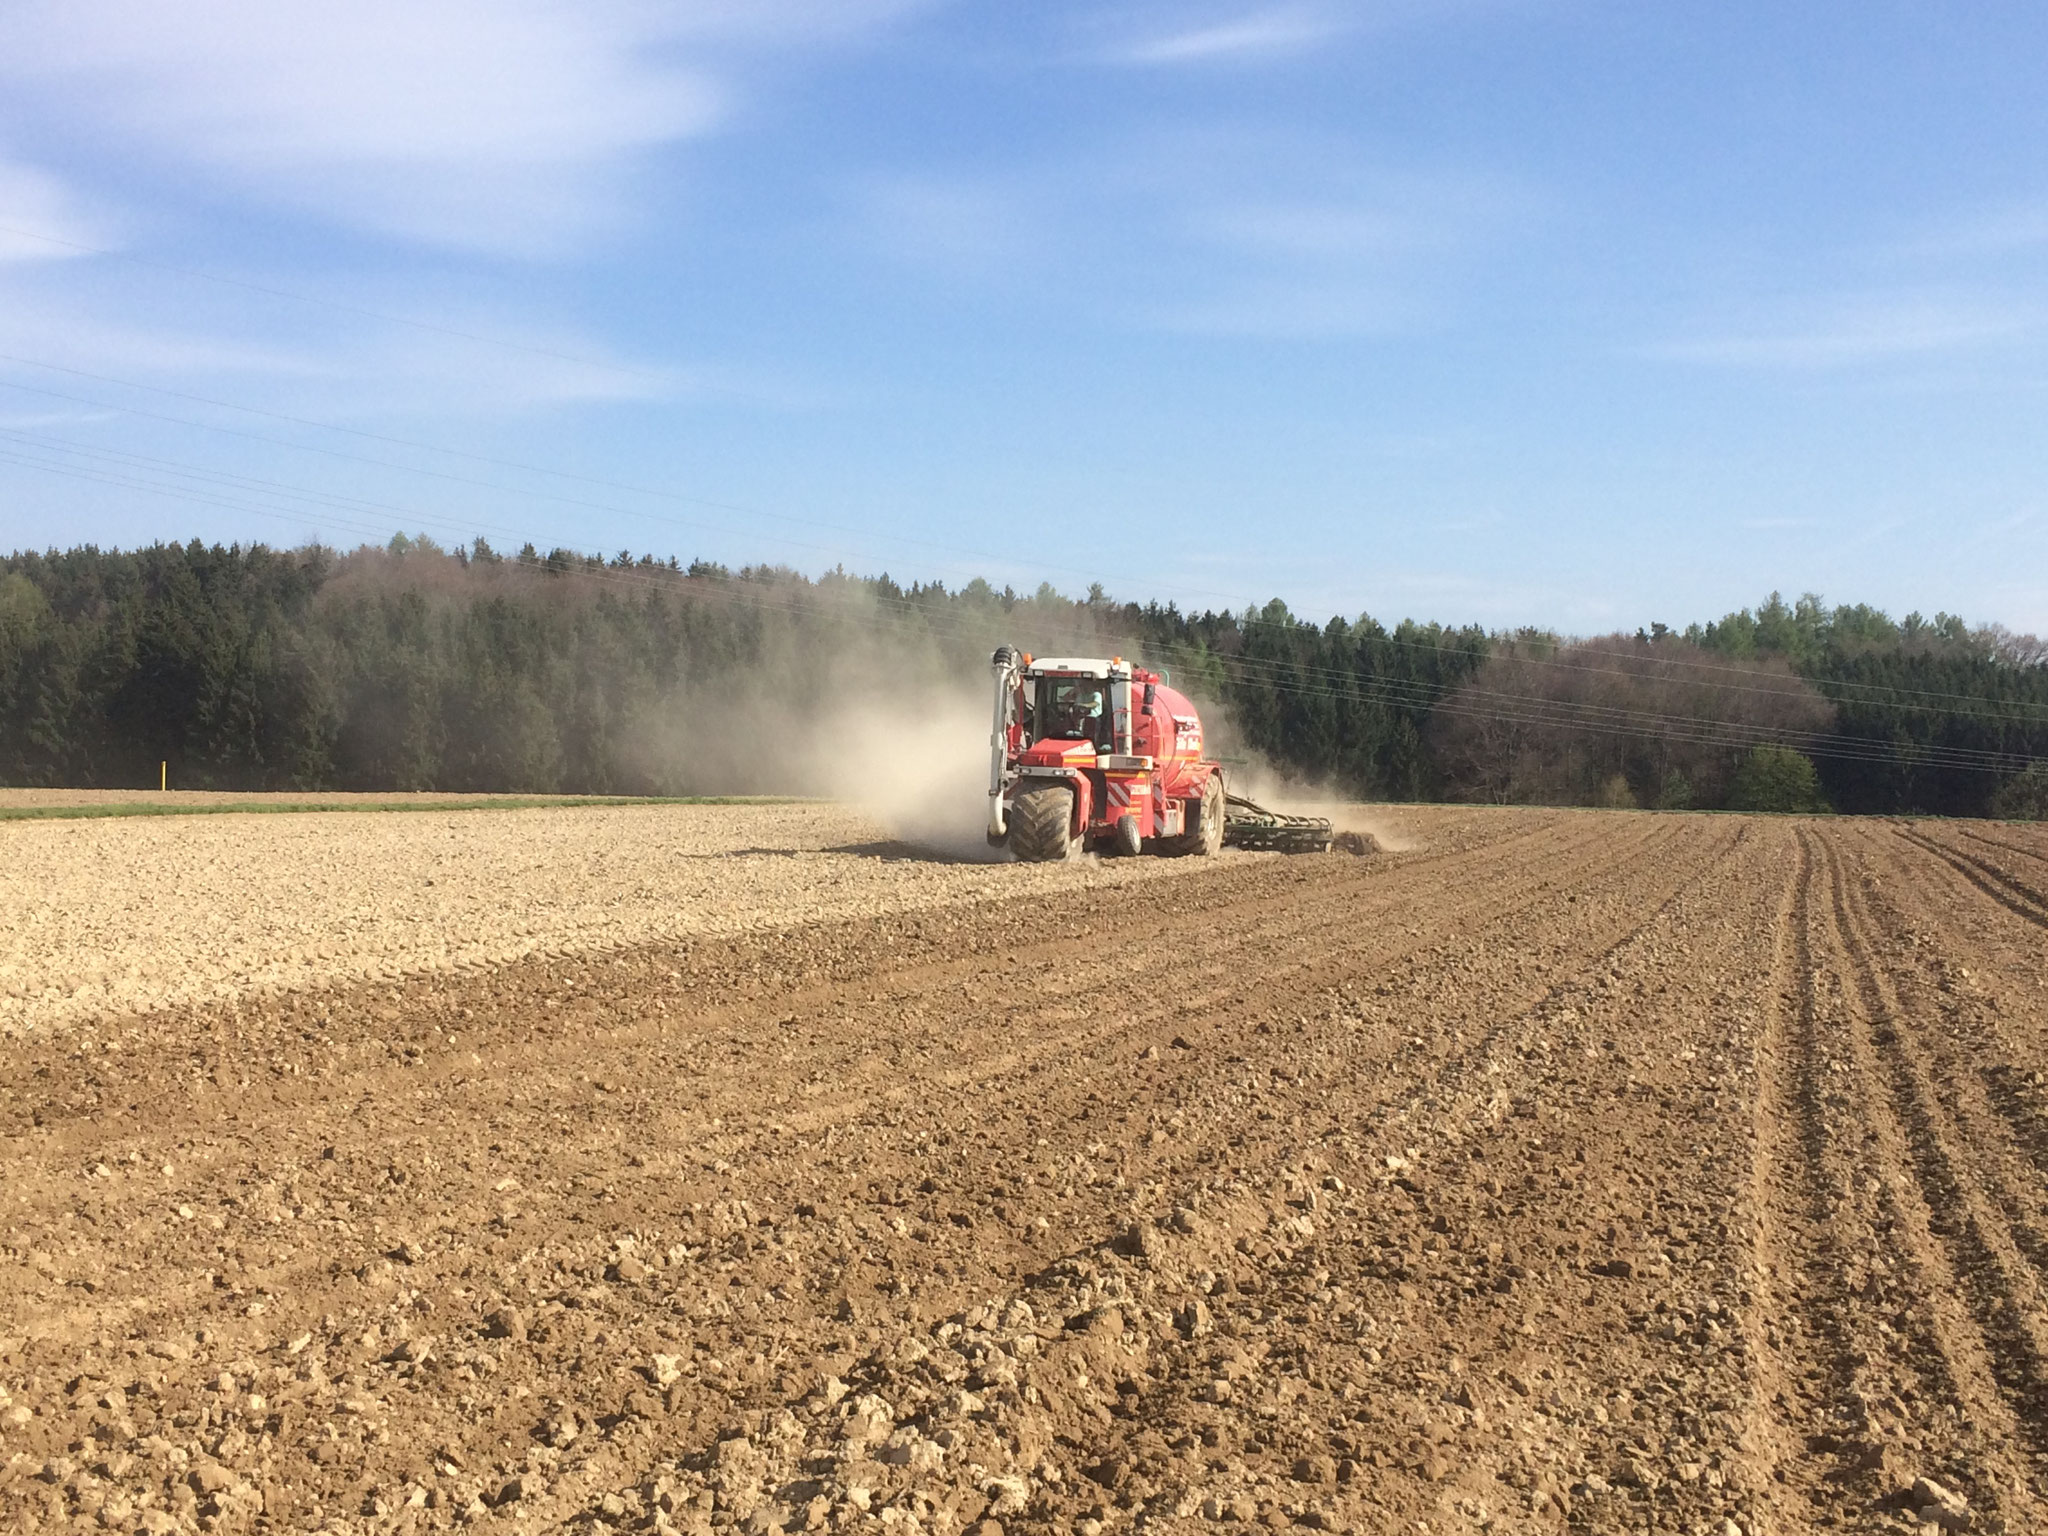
[
  {"x1": 0, "y1": 255, "x2": 718, "y2": 426},
  {"x1": 0, "y1": 273, "x2": 320, "y2": 380},
  {"x1": 1151, "y1": 152, "x2": 1533, "y2": 337},
  {"x1": 1152, "y1": 279, "x2": 1423, "y2": 338},
  {"x1": 0, "y1": 0, "x2": 926, "y2": 254},
  {"x1": 1091, "y1": 0, "x2": 1521, "y2": 68}
]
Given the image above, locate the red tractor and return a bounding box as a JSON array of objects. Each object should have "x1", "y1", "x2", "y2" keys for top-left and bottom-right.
[{"x1": 985, "y1": 647, "x2": 1331, "y2": 861}]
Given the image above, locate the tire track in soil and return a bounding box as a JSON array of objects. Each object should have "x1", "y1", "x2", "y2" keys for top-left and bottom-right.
[
  {"x1": 1849, "y1": 823, "x2": 2048, "y2": 1220},
  {"x1": 1044, "y1": 818, "x2": 1773, "y2": 1535},
  {"x1": 1889, "y1": 822, "x2": 2048, "y2": 932},
  {"x1": 1743, "y1": 824, "x2": 1859, "y2": 1531},
  {"x1": 0, "y1": 809, "x2": 1615, "y2": 1146},
  {"x1": 1936, "y1": 822, "x2": 2048, "y2": 879},
  {"x1": 0, "y1": 799, "x2": 1645, "y2": 1350},
  {"x1": 0, "y1": 819, "x2": 1744, "y2": 1536},
  {"x1": 1746, "y1": 825, "x2": 2048, "y2": 1535},
  {"x1": 0, "y1": 811, "x2": 1638, "y2": 1351},
  {"x1": 1808, "y1": 829, "x2": 2048, "y2": 1525},
  {"x1": 1840, "y1": 825, "x2": 2048, "y2": 1289},
  {"x1": 0, "y1": 811, "x2": 1712, "y2": 1531},
  {"x1": 765, "y1": 816, "x2": 1690, "y2": 1164},
  {"x1": 0, "y1": 803, "x2": 1667, "y2": 1299}
]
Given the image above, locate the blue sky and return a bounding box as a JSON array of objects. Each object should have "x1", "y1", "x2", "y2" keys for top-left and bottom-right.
[{"x1": 1, "y1": 0, "x2": 2044, "y2": 633}]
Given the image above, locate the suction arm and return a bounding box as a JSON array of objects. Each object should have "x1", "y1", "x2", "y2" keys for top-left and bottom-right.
[{"x1": 987, "y1": 646, "x2": 1020, "y2": 843}]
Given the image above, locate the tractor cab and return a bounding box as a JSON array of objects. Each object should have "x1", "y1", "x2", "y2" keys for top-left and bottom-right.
[
  {"x1": 1014, "y1": 657, "x2": 1129, "y2": 760},
  {"x1": 1031, "y1": 674, "x2": 1109, "y2": 751}
]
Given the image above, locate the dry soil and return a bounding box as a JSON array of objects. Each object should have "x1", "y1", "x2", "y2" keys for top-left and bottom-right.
[
  {"x1": 4, "y1": 807, "x2": 2048, "y2": 1536},
  {"x1": 0, "y1": 803, "x2": 1187, "y2": 1037}
]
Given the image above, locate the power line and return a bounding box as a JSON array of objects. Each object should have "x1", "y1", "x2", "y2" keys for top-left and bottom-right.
[
  {"x1": 5, "y1": 403, "x2": 2043, "y2": 766},
  {"x1": 0, "y1": 353, "x2": 1252, "y2": 610},
  {"x1": 4, "y1": 442, "x2": 2038, "y2": 778},
  {"x1": 4, "y1": 338, "x2": 2045, "y2": 724},
  {"x1": 7, "y1": 350, "x2": 2045, "y2": 722},
  {"x1": 0, "y1": 220, "x2": 771, "y2": 404}
]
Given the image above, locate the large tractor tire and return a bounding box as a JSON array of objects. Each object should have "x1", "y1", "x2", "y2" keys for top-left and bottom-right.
[
  {"x1": 1008, "y1": 782, "x2": 1079, "y2": 862},
  {"x1": 1160, "y1": 776, "x2": 1225, "y2": 857}
]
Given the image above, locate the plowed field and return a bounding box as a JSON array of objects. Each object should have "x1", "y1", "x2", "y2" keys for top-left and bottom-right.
[{"x1": 4, "y1": 807, "x2": 2048, "y2": 1536}]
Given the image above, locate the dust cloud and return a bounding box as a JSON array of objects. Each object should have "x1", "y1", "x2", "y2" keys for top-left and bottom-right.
[
  {"x1": 616, "y1": 607, "x2": 1415, "y2": 861},
  {"x1": 1203, "y1": 710, "x2": 1420, "y2": 854},
  {"x1": 810, "y1": 688, "x2": 1011, "y2": 862},
  {"x1": 616, "y1": 622, "x2": 1012, "y2": 860}
]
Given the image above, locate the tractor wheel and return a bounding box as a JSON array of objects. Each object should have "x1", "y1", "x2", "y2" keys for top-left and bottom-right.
[
  {"x1": 1160, "y1": 776, "x2": 1225, "y2": 857},
  {"x1": 1113, "y1": 814, "x2": 1143, "y2": 857},
  {"x1": 1008, "y1": 783, "x2": 1078, "y2": 862}
]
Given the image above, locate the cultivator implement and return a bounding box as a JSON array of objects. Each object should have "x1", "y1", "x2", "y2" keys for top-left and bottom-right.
[{"x1": 1221, "y1": 793, "x2": 1335, "y2": 854}]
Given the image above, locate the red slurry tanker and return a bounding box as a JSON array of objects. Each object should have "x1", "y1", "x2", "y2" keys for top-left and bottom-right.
[{"x1": 985, "y1": 647, "x2": 1332, "y2": 861}]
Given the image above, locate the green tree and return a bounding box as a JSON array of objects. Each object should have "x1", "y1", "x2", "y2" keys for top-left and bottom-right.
[
  {"x1": 1727, "y1": 745, "x2": 1828, "y2": 813},
  {"x1": 1989, "y1": 762, "x2": 2048, "y2": 821},
  {"x1": 1655, "y1": 769, "x2": 1693, "y2": 810}
]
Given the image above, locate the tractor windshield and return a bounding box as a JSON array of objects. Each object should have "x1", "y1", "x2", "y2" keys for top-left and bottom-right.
[{"x1": 1032, "y1": 675, "x2": 1109, "y2": 749}]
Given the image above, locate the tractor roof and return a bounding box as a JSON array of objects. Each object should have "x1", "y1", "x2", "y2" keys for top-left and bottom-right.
[{"x1": 1020, "y1": 656, "x2": 1128, "y2": 679}]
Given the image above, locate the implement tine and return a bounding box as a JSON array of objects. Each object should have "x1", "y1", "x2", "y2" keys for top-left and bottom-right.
[{"x1": 1221, "y1": 794, "x2": 1335, "y2": 854}]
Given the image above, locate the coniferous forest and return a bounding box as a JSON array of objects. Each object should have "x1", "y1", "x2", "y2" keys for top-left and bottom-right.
[{"x1": 3, "y1": 538, "x2": 2045, "y2": 818}]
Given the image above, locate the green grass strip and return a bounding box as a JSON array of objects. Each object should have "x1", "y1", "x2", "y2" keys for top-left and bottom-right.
[{"x1": 0, "y1": 795, "x2": 812, "y2": 823}]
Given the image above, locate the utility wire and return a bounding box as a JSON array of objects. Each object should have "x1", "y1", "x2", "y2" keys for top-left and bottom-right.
[
  {"x1": 6, "y1": 352, "x2": 2046, "y2": 721},
  {"x1": 0, "y1": 220, "x2": 765, "y2": 403},
  {"x1": 0, "y1": 354, "x2": 1232, "y2": 610},
  {"x1": 5, "y1": 212, "x2": 2043, "y2": 708},
  {"x1": 3, "y1": 445, "x2": 2037, "y2": 777},
  {"x1": 10, "y1": 371, "x2": 2045, "y2": 732},
  {"x1": 31, "y1": 410, "x2": 2041, "y2": 750}
]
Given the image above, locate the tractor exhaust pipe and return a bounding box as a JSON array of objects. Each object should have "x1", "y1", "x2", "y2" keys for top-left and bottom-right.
[{"x1": 987, "y1": 646, "x2": 1020, "y2": 844}]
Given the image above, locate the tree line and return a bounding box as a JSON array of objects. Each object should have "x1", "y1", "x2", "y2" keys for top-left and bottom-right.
[{"x1": 2, "y1": 538, "x2": 2044, "y2": 818}]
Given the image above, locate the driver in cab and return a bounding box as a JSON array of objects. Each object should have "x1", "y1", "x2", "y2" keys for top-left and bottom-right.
[{"x1": 1052, "y1": 683, "x2": 1106, "y2": 746}]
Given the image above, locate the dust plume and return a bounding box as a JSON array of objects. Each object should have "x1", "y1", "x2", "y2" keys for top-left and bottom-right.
[
  {"x1": 610, "y1": 600, "x2": 1013, "y2": 860},
  {"x1": 1197, "y1": 703, "x2": 1419, "y2": 853},
  {"x1": 809, "y1": 687, "x2": 1011, "y2": 862}
]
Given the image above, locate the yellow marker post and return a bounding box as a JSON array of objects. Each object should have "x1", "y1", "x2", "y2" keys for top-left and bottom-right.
[{"x1": 160, "y1": 761, "x2": 167, "y2": 792}]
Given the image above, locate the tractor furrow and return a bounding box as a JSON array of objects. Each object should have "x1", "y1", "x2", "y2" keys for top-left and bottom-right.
[
  {"x1": 1811, "y1": 831, "x2": 2048, "y2": 1518},
  {"x1": 1943, "y1": 821, "x2": 2048, "y2": 876},
  {"x1": 13, "y1": 806, "x2": 2048, "y2": 1536},
  {"x1": 1002, "y1": 816, "x2": 1768, "y2": 1533},
  {"x1": 1741, "y1": 825, "x2": 1877, "y2": 1530},
  {"x1": 1892, "y1": 821, "x2": 2048, "y2": 931}
]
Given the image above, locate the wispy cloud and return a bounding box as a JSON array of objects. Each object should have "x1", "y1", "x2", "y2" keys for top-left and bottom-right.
[
  {"x1": 1107, "y1": 6, "x2": 1344, "y2": 65},
  {"x1": 1189, "y1": 200, "x2": 1440, "y2": 260},
  {"x1": 845, "y1": 172, "x2": 1052, "y2": 278},
  {"x1": 1150, "y1": 280, "x2": 1424, "y2": 338},
  {"x1": 0, "y1": 0, "x2": 928, "y2": 256},
  {"x1": 1894, "y1": 199, "x2": 2048, "y2": 261},
  {"x1": 0, "y1": 157, "x2": 115, "y2": 261},
  {"x1": 842, "y1": 122, "x2": 1534, "y2": 343},
  {"x1": 0, "y1": 256, "x2": 722, "y2": 425},
  {"x1": 1156, "y1": 153, "x2": 1535, "y2": 337},
  {"x1": 1651, "y1": 295, "x2": 2038, "y2": 369},
  {"x1": 1089, "y1": 0, "x2": 1522, "y2": 68},
  {"x1": 0, "y1": 272, "x2": 322, "y2": 381}
]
